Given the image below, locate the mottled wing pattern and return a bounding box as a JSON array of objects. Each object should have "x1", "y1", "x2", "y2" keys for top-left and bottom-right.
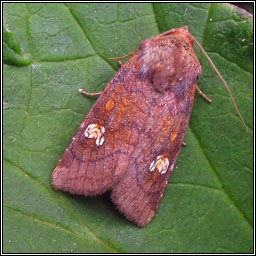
[
  {"x1": 51, "y1": 26, "x2": 201, "y2": 226},
  {"x1": 51, "y1": 60, "x2": 133, "y2": 196},
  {"x1": 51, "y1": 55, "x2": 195, "y2": 225},
  {"x1": 110, "y1": 79, "x2": 196, "y2": 227}
]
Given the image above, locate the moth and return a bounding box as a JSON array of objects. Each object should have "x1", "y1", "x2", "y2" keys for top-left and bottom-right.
[{"x1": 51, "y1": 26, "x2": 247, "y2": 227}]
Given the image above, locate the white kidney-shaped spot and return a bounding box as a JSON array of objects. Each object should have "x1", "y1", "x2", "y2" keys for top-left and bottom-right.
[
  {"x1": 149, "y1": 155, "x2": 169, "y2": 174},
  {"x1": 84, "y1": 123, "x2": 105, "y2": 146}
]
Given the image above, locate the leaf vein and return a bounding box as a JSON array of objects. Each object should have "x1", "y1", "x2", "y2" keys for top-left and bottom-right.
[
  {"x1": 188, "y1": 125, "x2": 252, "y2": 229},
  {"x1": 3, "y1": 159, "x2": 120, "y2": 252},
  {"x1": 169, "y1": 182, "x2": 221, "y2": 192},
  {"x1": 63, "y1": 3, "x2": 116, "y2": 71},
  {"x1": 4, "y1": 205, "x2": 83, "y2": 237}
]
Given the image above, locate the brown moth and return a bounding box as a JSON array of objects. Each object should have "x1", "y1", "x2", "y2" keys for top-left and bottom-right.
[{"x1": 51, "y1": 26, "x2": 247, "y2": 227}]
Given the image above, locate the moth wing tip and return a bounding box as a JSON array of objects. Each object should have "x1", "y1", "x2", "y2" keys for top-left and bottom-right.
[{"x1": 110, "y1": 189, "x2": 154, "y2": 228}]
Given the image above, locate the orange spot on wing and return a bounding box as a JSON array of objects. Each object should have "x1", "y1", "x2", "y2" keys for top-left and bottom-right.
[
  {"x1": 133, "y1": 60, "x2": 141, "y2": 72},
  {"x1": 121, "y1": 97, "x2": 128, "y2": 106},
  {"x1": 170, "y1": 118, "x2": 182, "y2": 142},
  {"x1": 170, "y1": 130, "x2": 177, "y2": 142},
  {"x1": 105, "y1": 99, "x2": 115, "y2": 111},
  {"x1": 119, "y1": 96, "x2": 129, "y2": 112}
]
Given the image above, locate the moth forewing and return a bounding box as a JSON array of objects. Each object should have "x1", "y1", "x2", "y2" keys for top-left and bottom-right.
[{"x1": 51, "y1": 26, "x2": 246, "y2": 227}]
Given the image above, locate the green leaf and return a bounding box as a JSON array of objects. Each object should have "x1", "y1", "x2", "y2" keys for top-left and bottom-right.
[
  {"x1": 3, "y1": 24, "x2": 33, "y2": 66},
  {"x1": 3, "y1": 24, "x2": 21, "y2": 54},
  {"x1": 3, "y1": 3, "x2": 253, "y2": 253}
]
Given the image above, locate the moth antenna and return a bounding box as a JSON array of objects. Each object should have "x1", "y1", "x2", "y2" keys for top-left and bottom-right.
[{"x1": 193, "y1": 38, "x2": 248, "y2": 133}]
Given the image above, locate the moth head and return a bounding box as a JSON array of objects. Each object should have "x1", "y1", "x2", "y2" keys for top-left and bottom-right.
[
  {"x1": 159, "y1": 26, "x2": 194, "y2": 47},
  {"x1": 137, "y1": 27, "x2": 201, "y2": 96}
]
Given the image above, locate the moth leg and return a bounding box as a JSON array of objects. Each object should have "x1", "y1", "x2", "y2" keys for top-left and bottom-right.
[
  {"x1": 118, "y1": 61, "x2": 123, "y2": 66},
  {"x1": 182, "y1": 142, "x2": 187, "y2": 147},
  {"x1": 196, "y1": 85, "x2": 212, "y2": 103},
  {"x1": 79, "y1": 88, "x2": 102, "y2": 97},
  {"x1": 109, "y1": 48, "x2": 138, "y2": 60}
]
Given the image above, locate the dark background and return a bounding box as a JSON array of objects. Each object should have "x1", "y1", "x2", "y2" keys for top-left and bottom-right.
[{"x1": 231, "y1": 2, "x2": 254, "y2": 14}]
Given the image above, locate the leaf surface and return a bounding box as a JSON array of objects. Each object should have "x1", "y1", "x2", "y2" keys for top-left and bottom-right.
[{"x1": 3, "y1": 3, "x2": 253, "y2": 253}]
